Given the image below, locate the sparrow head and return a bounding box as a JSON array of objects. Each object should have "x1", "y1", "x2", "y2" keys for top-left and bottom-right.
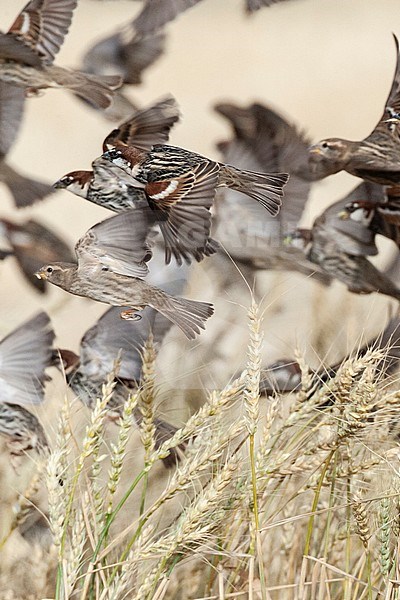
[
  {"x1": 309, "y1": 138, "x2": 348, "y2": 162},
  {"x1": 53, "y1": 171, "x2": 93, "y2": 198},
  {"x1": 35, "y1": 263, "x2": 74, "y2": 286}
]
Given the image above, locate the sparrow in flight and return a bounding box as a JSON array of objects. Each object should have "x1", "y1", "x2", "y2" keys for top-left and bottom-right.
[
  {"x1": 100, "y1": 133, "x2": 288, "y2": 263},
  {"x1": 213, "y1": 101, "x2": 330, "y2": 283},
  {"x1": 36, "y1": 209, "x2": 214, "y2": 339},
  {"x1": 309, "y1": 35, "x2": 400, "y2": 186},
  {"x1": 289, "y1": 182, "x2": 400, "y2": 300},
  {"x1": 54, "y1": 96, "x2": 221, "y2": 264},
  {"x1": 287, "y1": 182, "x2": 400, "y2": 301},
  {"x1": 0, "y1": 0, "x2": 122, "y2": 109},
  {"x1": 57, "y1": 303, "x2": 186, "y2": 467},
  {"x1": 0, "y1": 311, "x2": 55, "y2": 461}
]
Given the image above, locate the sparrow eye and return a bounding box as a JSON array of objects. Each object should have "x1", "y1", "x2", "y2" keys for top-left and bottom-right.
[
  {"x1": 321, "y1": 142, "x2": 329, "y2": 149},
  {"x1": 46, "y1": 266, "x2": 53, "y2": 274}
]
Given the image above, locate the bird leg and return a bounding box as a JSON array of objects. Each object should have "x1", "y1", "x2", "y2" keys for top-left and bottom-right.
[{"x1": 120, "y1": 307, "x2": 144, "y2": 321}]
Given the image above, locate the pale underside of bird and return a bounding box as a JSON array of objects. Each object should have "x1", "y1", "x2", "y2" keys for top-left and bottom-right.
[
  {"x1": 35, "y1": 210, "x2": 214, "y2": 339},
  {"x1": 309, "y1": 35, "x2": 400, "y2": 185},
  {"x1": 0, "y1": 0, "x2": 122, "y2": 109}
]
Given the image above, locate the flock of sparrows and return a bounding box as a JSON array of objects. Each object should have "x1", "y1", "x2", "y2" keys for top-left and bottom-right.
[{"x1": 1, "y1": 0, "x2": 400, "y2": 467}]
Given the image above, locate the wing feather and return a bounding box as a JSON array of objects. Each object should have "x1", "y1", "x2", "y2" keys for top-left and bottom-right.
[
  {"x1": 0, "y1": 312, "x2": 54, "y2": 405},
  {"x1": 103, "y1": 96, "x2": 180, "y2": 152},
  {"x1": 146, "y1": 160, "x2": 219, "y2": 263},
  {"x1": 0, "y1": 83, "x2": 25, "y2": 157},
  {"x1": 133, "y1": 0, "x2": 202, "y2": 35},
  {"x1": 8, "y1": 0, "x2": 77, "y2": 64},
  {"x1": 0, "y1": 33, "x2": 42, "y2": 66},
  {"x1": 76, "y1": 210, "x2": 152, "y2": 278}
]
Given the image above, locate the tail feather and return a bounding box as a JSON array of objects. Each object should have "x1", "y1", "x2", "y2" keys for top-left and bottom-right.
[
  {"x1": 219, "y1": 164, "x2": 289, "y2": 216},
  {"x1": 0, "y1": 162, "x2": 54, "y2": 207},
  {"x1": 152, "y1": 294, "x2": 214, "y2": 339},
  {"x1": 69, "y1": 74, "x2": 122, "y2": 109}
]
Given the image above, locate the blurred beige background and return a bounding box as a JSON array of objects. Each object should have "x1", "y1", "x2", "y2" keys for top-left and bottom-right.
[
  {"x1": 0, "y1": 0, "x2": 399, "y2": 417},
  {"x1": 1, "y1": 2, "x2": 400, "y2": 587}
]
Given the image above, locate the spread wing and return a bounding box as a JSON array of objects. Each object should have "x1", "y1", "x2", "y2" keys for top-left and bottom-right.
[
  {"x1": 103, "y1": 96, "x2": 180, "y2": 152},
  {"x1": 8, "y1": 0, "x2": 78, "y2": 65},
  {"x1": 0, "y1": 312, "x2": 54, "y2": 406},
  {"x1": 75, "y1": 210, "x2": 152, "y2": 278},
  {"x1": 250, "y1": 103, "x2": 313, "y2": 181},
  {"x1": 359, "y1": 35, "x2": 400, "y2": 171},
  {"x1": 216, "y1": 101, "x2": 311, "y2": 232},
  {"x1": 0, "y1": 82, "x2": 25, "y2": 157},
  {"x1": 120, "y1": 30, "x2": 166, "y2": 85},
  {"x1": 218, "y1": 138, "x2": 309, "y2": 241},
  {"x1": 80, "y1": 305, "x2": 173, "y2": 380},
  {"x1": 146, "y1": 159, "x2": 220, "y2": 264},
  {"x1": 246, "y1": 0, "x2": 296, "y2": 11},
  {"x1": 0, "y1": 33, "x2": 42, "y2": 66},
  {"x1": 82, "y1": 26, "x2": 165, "y2": 85},
  {"x1": 376, "y1": 35, "x2": 400, "y2": 124},
  {"x1": 132, "y1": 0, "x2": 202, "y2": 35}
]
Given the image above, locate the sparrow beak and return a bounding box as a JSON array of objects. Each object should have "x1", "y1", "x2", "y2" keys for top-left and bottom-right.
[
  {"x1": 384, "y1": 117, "x2": 400, "y2": 124},
  {"x1": 53, "y1": 179, "x2": 66, "y2": 189},
  {"x1": 309, "y1": 145, "x2": 323, "y2": 156},
  {"x1": 35, "y1": 269, "x2": 46, "y2": 280}
]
